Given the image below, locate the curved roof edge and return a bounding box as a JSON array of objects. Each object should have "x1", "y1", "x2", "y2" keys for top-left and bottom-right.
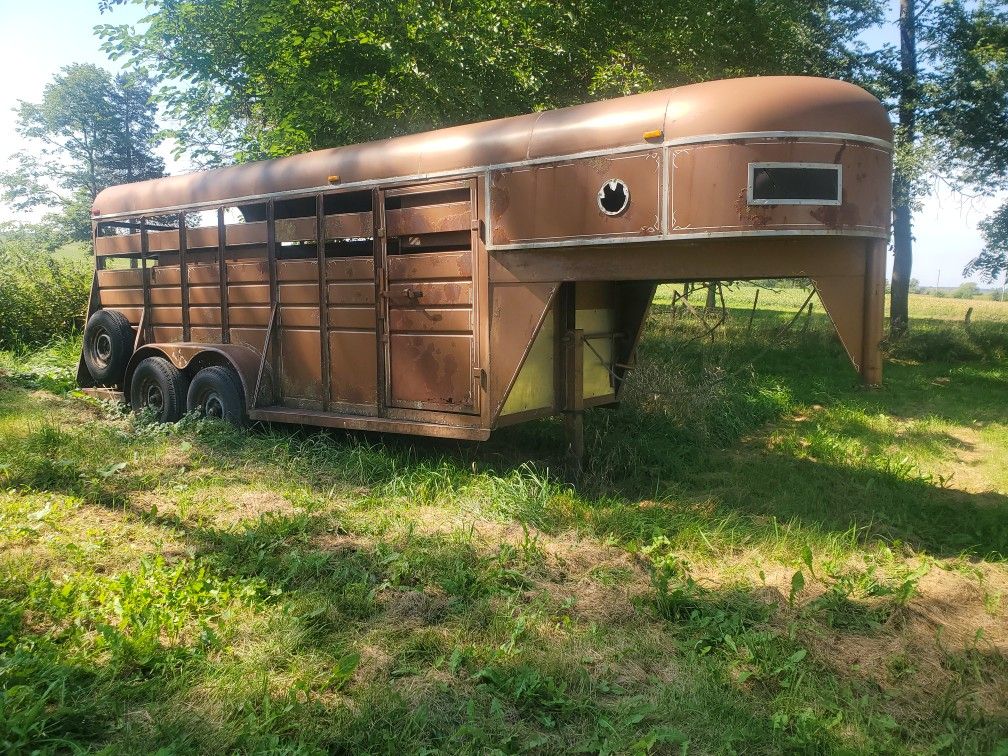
[{"x1": 93, "y1": 76, "x2": 892, "y2": 218}]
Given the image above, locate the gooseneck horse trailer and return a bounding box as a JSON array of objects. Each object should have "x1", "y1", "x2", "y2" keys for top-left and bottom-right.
[{"x1": 79, "y1": 76, "x2": 892, "y2": 458}]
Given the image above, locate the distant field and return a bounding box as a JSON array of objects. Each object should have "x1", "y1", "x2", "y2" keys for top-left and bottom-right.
[
  {"x1": 51, "y1": 241, "x2": 91, "y2": 263},
  {"x1": 661, "y1": 282, "x2": 1008, "y2": 323},
  {"x1": 0, "y1": 285, "x2": 1005, "y2": 753}
]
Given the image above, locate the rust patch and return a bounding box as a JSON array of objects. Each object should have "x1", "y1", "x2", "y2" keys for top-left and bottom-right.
[
  {"x1": 490, "y1": 182, "x2": 510, "y2": 221},
  {"x1": 811, "y1": 199, "x2": 860, "y2": 229},
  {"x1": 735, "y1": 190, "x2": 770, "y2": 228}
]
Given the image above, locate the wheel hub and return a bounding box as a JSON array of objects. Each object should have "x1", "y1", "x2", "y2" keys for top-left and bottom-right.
[
  {"x1": 94, "y1": 332, "x2": 112, "y2": 365},
  {"x1": 204, "y1": 393, "x2": 224, "y2": 418},
  {"x1": 145, "y1": 382, "x2": 164, "y2": 412}
]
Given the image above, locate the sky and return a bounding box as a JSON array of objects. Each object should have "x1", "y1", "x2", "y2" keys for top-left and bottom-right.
[{"x1": 0, "y1": 0, "x2": 1003, "y2": 287}]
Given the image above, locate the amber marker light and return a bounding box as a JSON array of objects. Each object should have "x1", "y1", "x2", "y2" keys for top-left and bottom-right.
[
  {"x1": 327, "y1": 175, "x2": 341, "y2": 184},
  {"x1": 643, "y1": 129, "x2": 663, "y2": 140}
]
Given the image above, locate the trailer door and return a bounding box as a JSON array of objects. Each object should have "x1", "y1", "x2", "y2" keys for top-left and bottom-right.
[{"x1": 379, "y1": 179, "x2": 480, "y2": 415}]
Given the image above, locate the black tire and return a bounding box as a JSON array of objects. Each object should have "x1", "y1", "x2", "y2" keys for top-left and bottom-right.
[
  {"x1": 130, "y1": 357, "x2": 188, "y2": 423},
  {"x1": 83, "y1": 309, "x2": 134, "y2": 386},
  {"x1": 186, "y1": 365, "x2": 247, "y2": 426}
]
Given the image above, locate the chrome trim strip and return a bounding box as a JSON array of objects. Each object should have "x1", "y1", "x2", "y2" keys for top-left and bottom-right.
[
  {"x1": 665, "y1": 130, "x2": 893, "y2": 150},
  {"x1": 486, "y1": 227, "x2": 889, "y2": 251},
  {"x1": 660, "y1": 146, "x2": 670, "y2": 235},
  {"x1": 93, "y1": 130, "x2": 892, "y2": 221}
]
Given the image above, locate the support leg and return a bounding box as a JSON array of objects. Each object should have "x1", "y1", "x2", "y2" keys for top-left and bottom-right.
[
  {"x1": 861, "y1": 239, "x2": 886, "y2": 386},
  {"x1": 564, "y1": 327, "x2": 584, "y2": 476}
]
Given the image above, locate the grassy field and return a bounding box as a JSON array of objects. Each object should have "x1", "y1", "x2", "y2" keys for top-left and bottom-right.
[{"x1": 1, "y1": 284, "x2": 1007, "y2": 754}]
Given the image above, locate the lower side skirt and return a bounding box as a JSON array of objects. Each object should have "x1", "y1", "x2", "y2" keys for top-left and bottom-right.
[
  {"x1": 79, "y1": 387, "x2": 491, "y2": 440},
  {"x1": 248, "y1": 406, "x2": 492, "y2": 441}
]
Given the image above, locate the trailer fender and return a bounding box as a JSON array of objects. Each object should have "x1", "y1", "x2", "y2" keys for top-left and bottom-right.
[{"x1": 123, "y1": 344, "x2": 273, "y2": 410}]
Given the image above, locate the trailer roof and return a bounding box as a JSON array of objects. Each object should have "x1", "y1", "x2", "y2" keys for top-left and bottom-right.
[{"x1": 92, "y1": 76, "x2": 892, "y2": 219}]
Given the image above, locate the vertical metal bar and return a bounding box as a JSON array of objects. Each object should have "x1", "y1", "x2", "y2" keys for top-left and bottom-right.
[
  {"x1": 564, "y1": 325, "x2": 585, "y2": 476},
  {"x1": 373, "y1": 188, "x2": 388, "y2": 417},
  {"x1": 554, "y1": 283, "x2": 574, "y2": 412},
  {"x1": 178, "y1": 211, "x2": 190, "y2": 341},
  {"x1": 266, "y1": 199, "x2": 281, "y2": 398},
  {"x1": 468, "y1": 177, "x2": 482, "y2": 411},
  {"x1": 254, "y1": 303, "x2": 279, "y2": 409},
  {"x1": 133, "y1": 308, "x2": 147, "y2": 352},
  {"x1": 861, "y1": 239, "x2": 885, "y2": 386},
  {"x1": 316, "y1": 193, "x2": 331, "y2": 412},
  {"x1": 217, "y1": 207, "x2": 230, "y2": 343},
  {"x1": 76, "y1": 243, "x2": 102, "y2": 388},
  {"x1": 140, "y1": 217, "x2": 152, "y2": 345}
]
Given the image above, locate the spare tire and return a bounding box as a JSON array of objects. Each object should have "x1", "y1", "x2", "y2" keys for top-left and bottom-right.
[{"x1": 83, "y1": 309, "x2": 134, "y2": 386}]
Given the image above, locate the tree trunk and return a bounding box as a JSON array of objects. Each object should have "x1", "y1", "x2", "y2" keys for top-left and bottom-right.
[
  {"x1": 891, "y1": 0, "x2": 918, "y2": 336},
  {"x1": 891, "y1": 174, "x2": 913, "y2": 335},
  {"x1": 705, "y1": 281, "x2": 717, "y2": 311}
]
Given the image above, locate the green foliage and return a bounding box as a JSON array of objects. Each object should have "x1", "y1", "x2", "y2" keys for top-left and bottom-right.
[
  {"x1": 0, "y1": 557, "x2": 262, "y2": 752},
  {"x1": 0, "y1": 226, "x2": 90, "y2": 350},
  {"x1": 886, "y1": 1, "x2": 1008, "y2": 332},
  {"x1": 929, "y1": 2, "x2": 1008, "y2": 187},
  {"x1": 886, "y1": 320, "x2": 1008, "y2": 362},
  {"x1": 98, "y1": 0, "x2": 883, "y2": 164},
  {"x1": 0, "y1": 63, "x2": 164, "y2": 240},
  {"x1": 953, "y1": 281, "x2": 981, "y2": 299},
  {"x1": 966, "y1": 201, "x2": 1008, "y2": 283}
]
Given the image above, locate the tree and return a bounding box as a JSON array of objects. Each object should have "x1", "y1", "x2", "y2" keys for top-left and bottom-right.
[
  {"x1": 0, "y1": 63, "x2": 165, "y2": 240},
  {"x1": 965, "y1": 202, "x2": 1008, "y2": 282},
  {"x1": 98, "y1": 0, "x2": 883, "y2": 165},
  {"x1": 888, "y1": 1, "x2": 1008, "y2": 335},
  {"x1": 952, "y1": 280, "x2": 980, "y2": 298}
]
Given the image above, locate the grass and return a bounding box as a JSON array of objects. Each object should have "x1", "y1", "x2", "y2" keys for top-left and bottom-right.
[{"x1": 1, "y1": 284, "x2": 1007, "y2": 753}]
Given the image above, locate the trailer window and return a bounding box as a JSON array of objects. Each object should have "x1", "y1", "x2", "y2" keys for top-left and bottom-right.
[{"x1": 748, "y1": 163, "x2": 842, "y2": 206}]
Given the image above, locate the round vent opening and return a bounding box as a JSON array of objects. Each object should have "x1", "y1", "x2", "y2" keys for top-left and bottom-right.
[{"x1": 597, "y1": 179, "x2": 630, "y2": 216}]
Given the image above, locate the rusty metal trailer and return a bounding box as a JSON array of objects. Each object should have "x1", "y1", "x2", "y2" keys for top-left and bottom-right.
[{"x1": 80, "y1": 75, "x2": 892, "y2": 455}]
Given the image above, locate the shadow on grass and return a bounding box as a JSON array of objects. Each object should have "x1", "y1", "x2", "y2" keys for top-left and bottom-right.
[{"x1": 13, "y1": 491, "x2": 1004, "y2": 754}]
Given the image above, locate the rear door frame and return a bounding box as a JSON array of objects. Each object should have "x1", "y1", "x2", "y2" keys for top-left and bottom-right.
[{"x1": 376, "y1": 177, "x2": 483, "y2": 417}]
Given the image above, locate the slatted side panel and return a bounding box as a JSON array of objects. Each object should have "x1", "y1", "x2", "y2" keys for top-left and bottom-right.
[
  {"x1": 226, "y1": 259, "x2": 271, "y2": 351},
  {"x1": 327, "y1": 257, "x2": 377, "y2": 410},
  {"x1": 383, "y1": 182, "x2": 479, "y2": 414},
  {"x1": 148, "y1": 264, "x2": 183, "y2": 343},
  {"x1": 96, "y1": 268, "x2": 144, "y2": 326},
  {"x1": 187, "y1": 263, "x2": 221, "y2": 344},
  {"x1": 93, "y1": 203, "x2": 381, "y2": 415},
  {"x1": 276, "y1": 259, "x2": 322, "y2": 407}
]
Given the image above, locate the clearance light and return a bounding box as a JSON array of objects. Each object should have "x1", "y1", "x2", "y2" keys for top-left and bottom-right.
[
  {"x1": 327, "y1": 175, "x2": 341, "y2": 184},
  {"x1": 643, "y1": 129, "x2": 663, "y2": 140}
]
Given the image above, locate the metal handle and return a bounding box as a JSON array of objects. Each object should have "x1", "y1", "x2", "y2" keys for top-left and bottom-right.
[{"x1": 403, "y1": 287, "x2": 424, "y2": 301}]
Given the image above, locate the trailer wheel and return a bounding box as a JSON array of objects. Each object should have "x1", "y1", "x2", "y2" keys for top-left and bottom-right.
[
  {"x1": 83, "y1": 309, "x2": 134, "y2": 386},
  {"x1": 130, "y1": 356, "x2": 188, "y2": 423},
  {"x1": 187, "y1": 365, "x2": 247, "y2": 426}
]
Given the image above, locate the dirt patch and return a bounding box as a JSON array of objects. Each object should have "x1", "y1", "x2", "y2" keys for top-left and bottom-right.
[
  {"x1": 131, "y1": 486, "x2": 299, "y2": 528},
  {"x1": 942, "y1": 427, "x2": 1000, "y2": 495},
  {"x1": 374, "y1": 506, "x2": 654, "y2": 625},
  {"x1": 312, "y1": 531, "x2": 366, "y2": 555},
  {"x1": 800, "y1": 561, "x2": 1008, "y2": 717},
  {"x1": 378, "y1": 587, "x2": 451, "y2": 626}
]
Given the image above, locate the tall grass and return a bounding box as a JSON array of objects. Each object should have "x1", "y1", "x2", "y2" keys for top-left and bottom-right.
[{"x1": 0, "y1": 228, "x2": 91, "y2": 350}]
